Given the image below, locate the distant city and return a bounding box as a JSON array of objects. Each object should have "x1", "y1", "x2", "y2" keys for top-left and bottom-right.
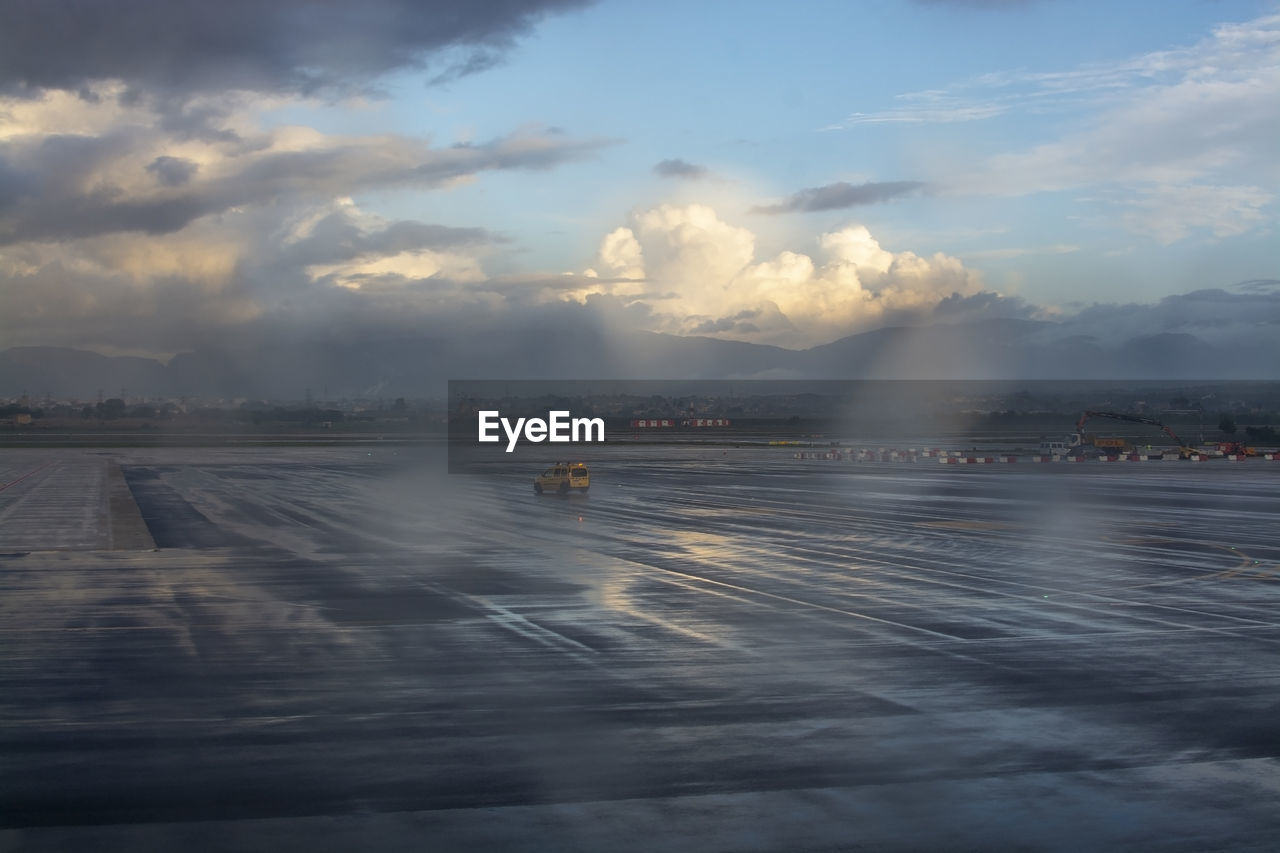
[{"x1": 7, "y1": 381, "x2": 1278, "y2": 449}]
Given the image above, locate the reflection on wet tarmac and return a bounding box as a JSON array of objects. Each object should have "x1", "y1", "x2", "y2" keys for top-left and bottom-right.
[{"x1": 2, "y1": 445, "x2": 1279, "y2": 850}]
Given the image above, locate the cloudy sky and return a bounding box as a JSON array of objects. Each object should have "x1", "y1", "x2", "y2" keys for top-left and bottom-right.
[{"x1": 1, "y1": 0, "x2": 1277, "y2": 358}]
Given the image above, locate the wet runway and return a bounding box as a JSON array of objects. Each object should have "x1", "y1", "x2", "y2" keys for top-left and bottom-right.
[{"x1": 2, "y1": 446, "x2": 1280, "y2": 850}]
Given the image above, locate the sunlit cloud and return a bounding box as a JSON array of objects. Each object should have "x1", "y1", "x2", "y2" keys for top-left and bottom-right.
[{"x1": 574, "y1": 203, "x2": 987, "y2": 347}]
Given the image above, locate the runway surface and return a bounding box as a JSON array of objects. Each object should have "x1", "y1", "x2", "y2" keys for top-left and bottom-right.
[{"x1": 2, "y1": 445, "x2": 1279, "y2": 850}]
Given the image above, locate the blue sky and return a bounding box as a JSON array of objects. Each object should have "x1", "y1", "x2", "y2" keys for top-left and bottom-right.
[
  {"x1": 268, "y1": 0, "x2": 1277, "y2": 303},
  {"x1": 2, "y1": 0, "x2": 1278, "y2": 354}
]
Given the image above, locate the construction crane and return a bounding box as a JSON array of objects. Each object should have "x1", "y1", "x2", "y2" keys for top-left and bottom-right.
[{"x1": 1070, "y1": 411, "x2": 1197, "y2": 458}]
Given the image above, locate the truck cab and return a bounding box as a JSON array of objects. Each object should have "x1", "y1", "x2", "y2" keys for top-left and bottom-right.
[
  {"x1": 534, "y1": 462, "x2": 590, "y2": 494},
  {"x1": 1039, "y1": 438, "x2": 1070, "y2": 456}
]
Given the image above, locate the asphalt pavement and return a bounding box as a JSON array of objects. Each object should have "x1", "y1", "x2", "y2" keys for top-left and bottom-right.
[{"x1": 2, "y1": 446, "x2": 1279, "y2": 850}]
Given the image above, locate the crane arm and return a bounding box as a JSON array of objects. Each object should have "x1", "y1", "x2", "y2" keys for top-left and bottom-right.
[{"x1": 1074, "y1": 410, "x2": 1189, "y2": 451}]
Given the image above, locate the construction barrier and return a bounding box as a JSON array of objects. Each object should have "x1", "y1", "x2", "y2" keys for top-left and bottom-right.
[{"x1": 789, "y1": 448, "x2": 1278, "y2": 464}]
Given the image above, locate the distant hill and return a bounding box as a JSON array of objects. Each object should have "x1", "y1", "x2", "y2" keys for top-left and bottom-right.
[
  {"x1": 0, "y1": 347, "x2": 169, "y2": 400},
  {"x1": 2, "y1": 318, "x2": 1276, "y2": 400}
]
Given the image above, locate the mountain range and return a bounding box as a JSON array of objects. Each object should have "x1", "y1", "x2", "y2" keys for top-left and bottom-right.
[{"x1": 2, "y1": 318, "x2": 1275, "y2": 400}]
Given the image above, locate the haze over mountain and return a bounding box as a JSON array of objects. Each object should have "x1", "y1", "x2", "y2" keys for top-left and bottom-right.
[{"x1": 5, "y1": 313, "x2": 1276, "y2": 401}]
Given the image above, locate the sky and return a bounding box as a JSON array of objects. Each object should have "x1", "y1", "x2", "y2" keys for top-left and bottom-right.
[{"x1": 1, "y1": 0, "x2": 1278, "y2": 360}]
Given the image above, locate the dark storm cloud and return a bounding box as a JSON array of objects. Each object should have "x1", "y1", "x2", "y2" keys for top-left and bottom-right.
[
  {"x1": 688, "y1": 309, "x2": 765, "y2": 335},
  {"x1": 931, "y1": 291, "x2": 1037, "y2": 320},
  {"x1": 0, "y1": 0, "x2": 593, "y2": 98},
  {"x1": 751, "y1": 180, "x2": 926, "y2": 214},
  {"x1": 470, "y1": 274, "x2": 654, "y2": 295},
  {"x1": 0, "y1": 129, "x2": 608, "y2": 245},
  {"x1": 0, "y1": 259, "x2": 262, "y2": 355},
  {"x1": 1059, "y1": 289, "x2": 1280, "y2": 346},
  {"x1": 0, "y1": 156, "x2": 33, "y2": 210},
  {"x1": 153, "y1": 100, "x2": 246, "y2": 144},
  {"x1": 146, "y1": 156, "x2": 199, "y2": 187},
  {"x1": 281, "y1": 210, "x2": 499, "y2": 268},
  {"x1": 1234, "y1": 279, "x2": 1280, "y2": 294},
  {"x1": 654, "y1": 158, "x2": 708, "y2": 180}
]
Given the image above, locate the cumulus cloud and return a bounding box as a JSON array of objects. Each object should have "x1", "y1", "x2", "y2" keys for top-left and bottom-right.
[
  {"x1": 752, "y1": 180, "x2": 926, "y2": 214},
  {"x1": 593, "y1": 226, "x2": 646, "y2": 280},
  {"x1": 575, "y1": 203, "x2": 987, "y2": 347},
  {"x1": 0, "y1": 0, "x2": 592, "y2": 100},
  {"x1": 653, "y1": 158, "x2": 709, "y2": 180}
]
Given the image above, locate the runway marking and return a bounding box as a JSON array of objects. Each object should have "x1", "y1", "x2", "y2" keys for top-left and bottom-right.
[
  {"x1": 607, "y1": 554, "x2": 964, "y2": 641},
  {"x1": 647, "y1": 505, "x2": 1278, "y2": 618},
  {"x1": 1105, "y1": 536, "x2": 1280, "y2": 583},
  {"x1": 416, "y1": 580, "x2": 600, "y2": 664},
  {"x1": 1090, "y1": 536, "x2": 1267, "y2": 588},
  {"x1": 830, "y1": 546, "x2": 1280, "y2": 632},
  {"x1": 0, "y1": 462, "x2": 54, "y2": 494},
  {"x1": 461, "y1": 488, "x2": 1277, "y2": 646},
  {"x1": 607, "y1": 601, "x2": 754, "y2": 653},
  {"x1": 917, "y1": 520, "x2": 1016, "y2": 531},
  {"x1": 583, "y1": 519, "x2": 1280, "y2": 641}
]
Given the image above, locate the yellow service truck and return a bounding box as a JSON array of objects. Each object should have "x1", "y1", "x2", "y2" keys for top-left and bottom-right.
[{"x1": 534, "y1": 463, "x2": 590, "y2": 495}]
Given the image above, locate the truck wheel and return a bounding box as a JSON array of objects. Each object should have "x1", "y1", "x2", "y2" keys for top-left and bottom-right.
[{"x1": 534, "y1": 483, "x2": 543, "y2": 494}]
